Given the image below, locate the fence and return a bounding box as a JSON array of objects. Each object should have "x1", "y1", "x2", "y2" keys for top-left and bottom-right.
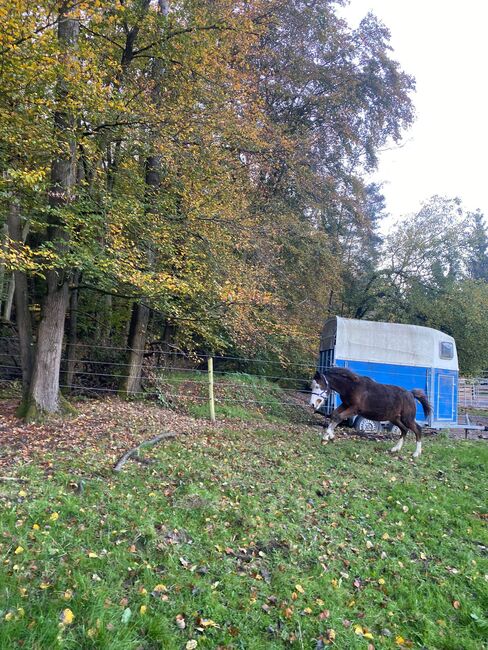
[
  {"x1": 458, "y1": 377, "x2": 488, "y2": 410},
  {"x1": 0, "y1": 335, "x2": 487, "y2": 415},
  {"x1": 0, "y1": 336, "x2": 317, "y2": 415}
]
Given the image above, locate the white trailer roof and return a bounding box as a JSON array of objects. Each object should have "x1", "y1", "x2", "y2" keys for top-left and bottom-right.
[{"x1": 320, "y1": 317, "x2": 458, "y2": 371}]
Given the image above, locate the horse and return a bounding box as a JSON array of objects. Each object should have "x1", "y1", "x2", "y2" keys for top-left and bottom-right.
[{"x1": 310, "y1": 367, "x2": 432, "y2": 458}]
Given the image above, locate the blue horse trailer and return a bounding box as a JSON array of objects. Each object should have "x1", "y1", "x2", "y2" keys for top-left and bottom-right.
[{"x1": 317, "y1": 317, "x2": 459, "y2": 432}]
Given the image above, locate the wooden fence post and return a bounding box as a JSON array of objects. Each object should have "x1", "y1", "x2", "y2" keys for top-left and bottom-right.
[{"x1": 208, "y1": 356, "x2": 216, "y2": 422}]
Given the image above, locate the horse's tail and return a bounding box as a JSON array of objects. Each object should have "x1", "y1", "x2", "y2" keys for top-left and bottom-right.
[{"x1": 411, "y1": 389, "x2": 432, "y2": 418}]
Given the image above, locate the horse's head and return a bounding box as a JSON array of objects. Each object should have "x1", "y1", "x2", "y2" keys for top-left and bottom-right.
[{"x1": 310, "y1": 371, "x2": 330, "y2": 411}]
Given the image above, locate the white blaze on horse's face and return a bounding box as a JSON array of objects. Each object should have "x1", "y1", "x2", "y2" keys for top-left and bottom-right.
[{"x1": 310, "y1": 378, "x2": 328, "y2": 411}]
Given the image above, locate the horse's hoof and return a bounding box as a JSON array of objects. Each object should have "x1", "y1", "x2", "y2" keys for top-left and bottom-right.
[
  {"x1": 321, "y1": 438, "x2": 329, "y2": 445},
  {"x1": 412, "y1": 452, "x2": 421, "y2": 459}
]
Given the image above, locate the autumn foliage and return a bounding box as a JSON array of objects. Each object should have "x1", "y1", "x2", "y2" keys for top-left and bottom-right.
[{"x1": 0, "y1": 0, "x2": 416, "y2": 414}]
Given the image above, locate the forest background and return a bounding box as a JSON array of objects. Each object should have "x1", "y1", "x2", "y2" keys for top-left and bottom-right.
[{"x1": 1, "y1": 0, "x2": 487, "y2": 419}]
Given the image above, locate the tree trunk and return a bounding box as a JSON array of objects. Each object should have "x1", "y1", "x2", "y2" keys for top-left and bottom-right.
[
  {"x1": 120, "y1": 302, "x2": 150, "y2": 395},
  {"x1": 26, "y1": 274, "x2": 70, "y2": 415},
  {"x1": 7, "y1": 200, "x2": 34, "y2": 396},
  {"x1": 63, "y1": 271, "x2": 80, "y2": 389},
  {"x1": 0, "y1": 223, "x2": 8, "y2": 313},
  {"x1": 22, "y1": 6, "x2": 79, "y2": 419},
  {"x1": 2, "y1": 274, "x2": 15, "y2": 321},
  {"x1": 119, "y1": 2, "x2": 166, "y2": 397}
]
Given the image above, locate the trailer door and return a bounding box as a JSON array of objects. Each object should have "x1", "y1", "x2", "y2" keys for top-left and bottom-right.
[{"x1": 434, "y1": 370, "x2": 457, "y2": 423}]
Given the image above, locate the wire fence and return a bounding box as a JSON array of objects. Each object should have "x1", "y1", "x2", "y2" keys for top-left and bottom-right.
[{"x1": 0, "y1": 336, "x2": 487, "y2": 413}]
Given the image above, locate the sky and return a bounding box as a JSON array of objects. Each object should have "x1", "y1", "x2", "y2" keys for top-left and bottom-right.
[{"x1": 339, "y1": 0, "x2": 488, "y2": 231}]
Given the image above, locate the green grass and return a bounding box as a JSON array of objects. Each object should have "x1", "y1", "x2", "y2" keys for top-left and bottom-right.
[
  {"x1": 157, "y1": 370, "x2": 309, "y2": 424},
  {"x1": 0, "y1": 427, "x2": 487, "y2": 649}
]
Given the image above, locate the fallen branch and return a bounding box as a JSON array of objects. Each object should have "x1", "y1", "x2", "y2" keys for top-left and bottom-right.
[
  {"x1": 0, "y1": 476, "x2": 28, "y2": 482},
  {"x1": 113, "y1": 432, "x2": 184, "y2": 472}
]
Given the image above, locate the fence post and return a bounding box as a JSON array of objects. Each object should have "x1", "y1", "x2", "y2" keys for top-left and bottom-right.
[{"x1": 208, "y1": 356, "x2": 216, "y2": 422}]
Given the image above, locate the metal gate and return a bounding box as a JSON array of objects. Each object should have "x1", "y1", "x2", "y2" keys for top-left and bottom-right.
[{"x1": 318, "y1": 348, "x2": 335, "y2": 414}]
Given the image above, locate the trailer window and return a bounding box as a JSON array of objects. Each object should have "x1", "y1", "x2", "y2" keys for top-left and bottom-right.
[{"x1": 439, "y1": 341, "x2": 454, "y2": 359}]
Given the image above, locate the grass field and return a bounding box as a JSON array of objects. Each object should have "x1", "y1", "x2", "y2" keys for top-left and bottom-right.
[{"x1": 0, "y1": 390, "x2": 487, "y2": 649}]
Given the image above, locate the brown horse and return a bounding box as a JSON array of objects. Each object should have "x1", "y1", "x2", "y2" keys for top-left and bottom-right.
[{"x1": 310, "y1": 368, "x2": 432, "y2": 457}]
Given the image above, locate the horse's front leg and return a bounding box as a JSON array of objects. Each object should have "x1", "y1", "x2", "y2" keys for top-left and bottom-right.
[{"x1": 322, "y1": 405, "x2": 356, "y2": 444}]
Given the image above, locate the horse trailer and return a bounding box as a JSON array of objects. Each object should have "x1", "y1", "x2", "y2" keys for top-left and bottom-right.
[{"x1": 317, "y1": 317, "x2": 460, "y2": 432}]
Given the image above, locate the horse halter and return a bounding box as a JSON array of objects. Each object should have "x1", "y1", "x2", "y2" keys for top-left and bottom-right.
[{"x1": 310, "y1": 376, "x2": 330, "y2": 401}]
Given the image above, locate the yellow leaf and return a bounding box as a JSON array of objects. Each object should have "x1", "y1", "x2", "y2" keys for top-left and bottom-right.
[
  {"x1": 326, "y1": 629, "x2": 336, "y2": 642},
  {"x1": 153, "y1": 584, "x2": 167, "y2": 593},
  {"x1": 378, "y1": 578, "x2": 385, "y2": 585},
  {"x1": 395, "y1": 636, "x2": 406, "y2": 645},
  {"x1": 64, "y1": 589, "x2": 73, "y2": 600},
  {"x1": 364, "y1": 632, "x2": 374, "y2": 639},
  {"x1": 295, "y1": 584, "x2": 305, "y2": 594},
  {"x1": 18, "y1": 490, "x2": 27, "y2": 497},
  {"x1": 32, "y1": 524, "x2": 40, "y2": 530},
  {"x1": 49, "y1": 513, "x2": 59, "y2": 521},
  {"x1": 5, "y1": 612, "x2": 14, "y2": 621},
  {"x1": 382, "y1": 533, "x2": 390, "y2": 540},
  {"x1": 14, "y1": 546, "x2": 24, "y2": 555},
  {"x1": 354, "y1": 625, "x2": 364, "y2": 636},
  {"x1": 140, "y1": 605, "x2": 147, "y2": 615},
  {"x1": 88, "y1": 552, "x2": 98, "y2": 558},
  {"x1": 60, "y1": 608, "x2": 75, "y2": 625},
  {"x1": 40, "y1": 582, "x2": 50, "y2": 589}
]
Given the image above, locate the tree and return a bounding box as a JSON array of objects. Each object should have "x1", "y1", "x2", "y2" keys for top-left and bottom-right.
[{"x1": 466, "y1": 210, "x2": 488, "y2": 281}]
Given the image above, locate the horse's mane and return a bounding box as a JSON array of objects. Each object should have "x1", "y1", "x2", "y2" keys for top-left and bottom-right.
[
  {"x1": 325, "y1": 367, "x2": 361, "y2": 383},
  {"x1": 326, "y1": 367, "x2": 361, "y2": 382}
]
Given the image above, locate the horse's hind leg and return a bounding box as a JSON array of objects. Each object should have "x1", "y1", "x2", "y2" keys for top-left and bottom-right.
[
  {"x1": 390, "y1": 418, "x2": 409, "y2": 453},
  {"x1": 408, "y1": 420, "x2": 423, "y2": 458}
]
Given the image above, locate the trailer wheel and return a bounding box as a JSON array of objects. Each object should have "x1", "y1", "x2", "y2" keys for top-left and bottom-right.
[
  {"x1": 354, "y1": 416, "x2": 381, "y2": 433},
  {"x1": 386, "y1": 423, "x2": 401, "y2": 435}
]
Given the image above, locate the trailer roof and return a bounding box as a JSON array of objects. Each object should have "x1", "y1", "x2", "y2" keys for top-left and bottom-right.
[{"x1": 320, "y1": 317, "x2": 458, "y2": 370}]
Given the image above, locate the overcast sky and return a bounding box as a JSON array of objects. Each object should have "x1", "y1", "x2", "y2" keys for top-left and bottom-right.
[{"x1": 339, "y1": 0, "x2": 488, "y2": 231}]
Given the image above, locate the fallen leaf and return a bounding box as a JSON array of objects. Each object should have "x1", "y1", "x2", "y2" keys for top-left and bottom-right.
[
  {"x1": 121, "y1": 608, "x2": 132, "y2": 623},
  {"x1": 14, "y1": 546, "x2": 24, "y2": 555},
  {"x1": 175, "y1": 614, "x2": 186, "y2": 629},
  {"x1": 186, "y1": 641, "x2": 198, "y2": 650},
  {"x1": 325, "y1": 629, "x2": 336, "y2": 642},
  {"x1": 452, "y1": 600, "x2": 460, "y2": 609},
  {"x1": 60, "y1": 608, "x2": 75, "y2": 625},
  {"x1": 295, "y1": 584, "x2": 305, "y2": 594}
]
